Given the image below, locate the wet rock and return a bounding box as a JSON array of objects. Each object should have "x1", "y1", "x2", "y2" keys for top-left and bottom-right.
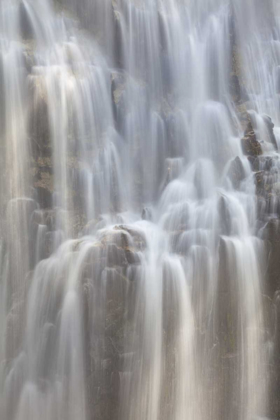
[
  {"x1": 111, "y1": 71, "x2": 126, "y2": 129},
  {"x1": 19, "y1": 1, "x2": 34, "y2": 40},
  {"x1": 166, "y1": 114, "x2": 187, "y2": 158},
  {"x1": 125, "y1": 249, "x2": 141, "y2": 265},
  {"x1": 169, "y1": 231, "x2": 183, "y2": 253},
  {"x1": 31, "y1": 155, "x2": 54, "y2": 209},
  {"x1": 33, "y1": 173, "x2": 53, "y2": 209},
  {"x1": 126, "y1": 264, "x2": 142, "y2": 283},
  {"x1": 227, "y1": 156, "x2": 246, "y2": 189},
  {"x1": 276, "y1": 66, "x2": 280, "y2": 94},
  {"x1": 70, "y1": 211, "x2": 87, "y2": 237},
  {"x1": 102, "y1": 226, "x2": 144, "y2": 268},
  {"x1": 262, "y1": 114, "x2": 278, "y2": 150},
  {"x1": 217, "y1": 237, "x2": 239, "y2": 420},
  {"x1": 260, "y1": 156, "x2": 275, "y2": 172},
  {"x1": 256, "y1": 195, "x2": 267, "y2": 221},
  {"x1": 113, "y1": 225, "x2": 147, "y2": 250},
  {"x1": 28, "y1": 79, "x2": 51, "y2": 158},
  {"x1": 23, "y1": 50, "x2": 35, "y2": 74},
  {"x1": 254, "y1": 171, "x2": 266, "y2": 196},
  {"x1": 35, "y1": 186, "x2": 52, "y2": 209},
  {"x1": 113, "y1": 12, "x2": 124, "y2": 68},
  {"x1": 44, "y1": 210, "x2": 56, "y2": 231},
  {"x1": 262, "y1": 294, "x2": 275, "y2": 340},
  {"x1": 83, "y1": 255, "x2": 130, "y2": 420},
  {"x1": 219, "y1": 196, "x2": 232, "y2": 236},
  {"x1": 252, "y1": 155, "x2": 280, "y2": 221},
  {"x1": 236, "y1": 104, "x2": 252, "y2": 132},
  {"x1": 141, "y1": 207, "x2": 152, "y2": 221},
  {"x1": 92, "y1": 226, "x2": 145, "y2": 270},
  {"x1": 106, "y1": 243, "x2": 127, "y2": 268},
  {"x1": 247, "y1": 156, "x2": 259, "y2": 172},
  {"x1": 230, "y1": 74, "x2": 241, "y2": 103},
  {"x1": 241, "y1": 128, "x2": 262, "y2": 157},
  {"x1": 269, "y1": 290, "x2": 280, "y2": 418},
  {"x1": 261, "y1": 219, "x2": 280, "y2": 297}
]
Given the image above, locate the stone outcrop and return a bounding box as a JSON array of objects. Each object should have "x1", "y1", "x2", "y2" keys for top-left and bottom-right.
[
  {"x1": 77, "y1": 225, "x2": 145, "y2": 420},
  {"x1": 241, "y1": 121, "x2": 262, "y2": 157},
  {"x1": 227, "y1": 156, "x2": 246, "y2": 189},
  {"x1": 240, "y1": 115, "x2": 280, "y2": 418}
]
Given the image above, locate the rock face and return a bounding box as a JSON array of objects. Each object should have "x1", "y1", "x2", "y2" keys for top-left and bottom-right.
[
  {"x1": 239, "y1": 116, "x2": 280, "y2": 418},
  {"x1": 7, "y1": 2, "x2": 280, "y2": 420},
  {"x1": 77, "y1": 225, "x2": 145, "y2": 420},
  {"x1": 19, "y1": 2, "x2": 34, "y2": 40},
  {"x1": 263, "y1": 114, "x2": 278, "y2": 151},
  {"x1": 227, "y1": 156, "x2": 246, "y2": 189},
  {"x1": 241, "y1": 121, "x2": 262, "y2": 157},
  {"x1": 263, "y1": 218, "x2": 280, "y2": 418},
  {"x1": 217, "y1": 237, "x2": 240, "y2": 420}
]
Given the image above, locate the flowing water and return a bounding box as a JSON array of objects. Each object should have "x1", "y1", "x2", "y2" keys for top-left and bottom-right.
[{"x1": 0, "y1": 0, "x2": 279, "y2": 419}]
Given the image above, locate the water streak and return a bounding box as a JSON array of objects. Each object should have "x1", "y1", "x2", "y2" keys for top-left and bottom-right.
[{"x1": 0, "y1": 0, "x2": 277, "y2": 419}]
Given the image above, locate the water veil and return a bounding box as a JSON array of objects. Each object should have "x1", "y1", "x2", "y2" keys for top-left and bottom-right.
[{"x1": 0, "y1": 0, "x2": 279, "y2": 419}]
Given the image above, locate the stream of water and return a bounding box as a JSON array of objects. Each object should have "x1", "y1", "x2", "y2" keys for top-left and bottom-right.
[{"x1": 0, "y1": 0, "x2": 279, "y2": 419}]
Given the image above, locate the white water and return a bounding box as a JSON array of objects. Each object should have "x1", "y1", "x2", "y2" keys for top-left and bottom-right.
[{"x1": 0, "y1": 0, "x2": 277, "y2": 419}]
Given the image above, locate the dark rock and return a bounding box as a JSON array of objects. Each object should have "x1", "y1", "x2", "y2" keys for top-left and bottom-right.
[
  {"x1": 276, "y1": 66, "x2": 280, "y2": 94},
  {"x1": 106, "y1": 243, "x2": 127, "y2": 268},
  {"x1": 217, "y1": 237, "x2": 239, "y2": 420},
  {"x1": 23, "y1": 51, "x2": 34, "y2": 74},
  {"x1": 262, "y1": 219, "x2": 280, "y2": 298},
  {"x1": 219, "y1": 196, "x2": 232, "y2": 236},
  {"x1": 236, "y1": 105, "x2": 252, "y2": 132},
  {"x1": 230, "y1": 74, "x2": 241, "y2": 103},
  {"x1": 113, "y1": 13, "x2": 124, "y2": 69},
  {"x1": 44, "y1": 210, "x2": 56, "y2": 231},
  {"x1": 113, "y1": 225, "x2": 147, "y2": 250},
  {"x1": 259, "y1": 156, "x2": 274, "y2": 172},
  {"x1": 241, "y1": 130, "x2": 262, "y2": 157},
  {"x1": 126, "y1": 264, "x2": 142, "y2": 282},
  {"x1": 256, "y1": 195, "x2": 267, "y2": 221},
  {"x1": 269, "y1": 290, "x2": 280, "y2": 418},
  {"x1": 28, "y1": 77, "x2": 51, "y2": 158},
  {"x1": 262, "y1": 294, "x2": 275, "y2": 340},
  {"x1": 19, "y1": 1, "x2": 34, "y2": 40},
  {"x1": 262, "y1": 114, "x2": 278, "y2": 150},
  {"x1": 35, "y1": 186, "x2": 52, "y2": 209},
  {"x1": 141, "y1": 207, "x2": 152, "y2": 221},
  {"x1": 166, "y1": 114, "x2": 187, "y2": 158},
  {"x1": 97, "y1": 226, "x2": 145, "y2": 269},
  {"x1": 227, "y1": 156, "x2": 246, "y2": 189},
  {"x1": 124, "y1": 249, "x2": 141, "y2": 265},
  {"x1": 111, "y1": 71, "x2": 126, "y2": 130},
  {"x1": 247, "y1": 156, "x2": 260, "y2": 171},
  {"x1": 254, "y1": 171, "x2": 266, "y2": 196}
]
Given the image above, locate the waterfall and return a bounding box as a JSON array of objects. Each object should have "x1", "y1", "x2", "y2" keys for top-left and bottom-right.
[{"x1": 0, "y1": 0, "x2": 279, "y2": 419}]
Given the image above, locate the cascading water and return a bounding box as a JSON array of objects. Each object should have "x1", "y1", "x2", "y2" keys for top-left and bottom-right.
[{"x1": 0, "y1": 0, "x2": 279, "y2": 419}]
